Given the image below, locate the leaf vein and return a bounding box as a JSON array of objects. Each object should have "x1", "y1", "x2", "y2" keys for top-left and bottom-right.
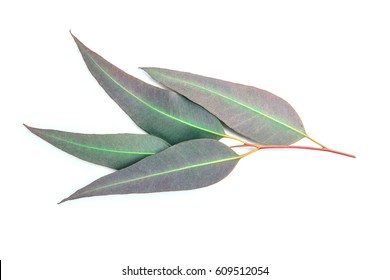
[
  {"x1": 153, "y1": 71, "x2": 307, "y2": 138},
  {"x1": 43, "y1": 133, "x2": 155, "y2": 155},
  {"x1": 83, "y1": 156, "x2": 240, "y2": 194},
  {"x1": 84, "y1": 52, "x2": 224, "y2": 138}
]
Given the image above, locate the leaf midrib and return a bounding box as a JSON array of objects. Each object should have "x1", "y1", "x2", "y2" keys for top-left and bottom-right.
[
  {"x1": 43, "y1": 133, "x2": 156, "y2": 155},
  {"x1": 82, "y1": 155, "x2": 240, "y2": 194},
  {"x1": 150, "y1": 70, "x2": 307, "y2": 138},
  {"x1": 83, "y1": 49, "x2": 224, "y2": 138}
]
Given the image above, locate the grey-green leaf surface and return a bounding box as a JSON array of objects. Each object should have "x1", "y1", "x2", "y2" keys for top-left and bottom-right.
[
  {"x1": 25, "y1": 125, "x2": 170, "y2": 169},
  {"x1": 60, "y1": 139, "x2": 240, "y2": 203},
  {"x1": 71, "y1": 34, "x2": 225, "y2": 145},
  {"x1": 142, "y1": 68, "x2": 306, "y2": 145}
]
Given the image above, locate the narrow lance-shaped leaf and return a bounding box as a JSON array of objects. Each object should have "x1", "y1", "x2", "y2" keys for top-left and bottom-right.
[
  {"x1": 71, "y1": 33, "x2": 225, "y2": 145},
  {"x1": 142, "y1": 68, "x2": 308, "y2": 145},
  {"x1": 60, "y1": 139, "x2": 240, "y2": 203},
  {"x1": 25, "y1": 125, "x2": 170, "y2": 169}
]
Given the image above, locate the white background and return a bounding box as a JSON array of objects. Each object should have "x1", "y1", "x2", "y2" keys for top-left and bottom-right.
[{"x1": 1, "y1": 0, "x2": 389, "y2": 279}]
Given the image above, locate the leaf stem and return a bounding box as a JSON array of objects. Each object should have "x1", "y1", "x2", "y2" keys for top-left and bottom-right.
[
  {"x1": 304, "y1": 134, "x2": 328, "y2": 149},
  {"x1": 224, "y1": 133, "x2": 328, "y2": 149},
  {"x1": 256, "y1": 144, "x2": 356, "y2": 158},
  {"x1": 238, "y1": 146, "x2": 261, "y2": 158},
  {"x1": 223, "y1": 134, "x2": 250, "y2": 145},
  {"x1": 224, "y1": 135, "x2": 355, "y2": 158}
]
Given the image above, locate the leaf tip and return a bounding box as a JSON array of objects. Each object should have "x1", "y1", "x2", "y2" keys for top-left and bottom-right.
[
  {"x1": 59, "y1": 191, "x2": 82, "y2": 204},
  {"x1": 139, "y1": 67, "x2": 157, "y2": 74},
  {"x1": 69, "y1": 31, "x2": 81, "y2": 46},
  {"x1": 69, "y1": 29, "x2": 76, "y2": 38},
  {"x1": 58, "y1": 196, "x2": 71, "y2": 204},
  {"x1": 23, "y1": 123, "x2": 34, "y2": 132},
  {"x1": 24, "y1": 124, "x2": 43, "y2": 136}
]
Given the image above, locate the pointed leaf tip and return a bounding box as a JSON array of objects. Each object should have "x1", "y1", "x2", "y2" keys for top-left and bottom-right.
[{"x1": 58, "y1": 198, "x2": 67, "y2": 204}]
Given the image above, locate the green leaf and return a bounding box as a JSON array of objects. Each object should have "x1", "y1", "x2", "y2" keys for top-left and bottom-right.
[
  {"x1": 25, "y1": 125, "x2": 170, "y2": 169},
  {"x1": 60, "y1": 139, "x2": 240, "y2": 203},
  {"x1": 142, "y1": 67, "x2": 307, "y2": 145},
  {"x1": 71, "y1": 34, "x2": 225, "y2": 145}
]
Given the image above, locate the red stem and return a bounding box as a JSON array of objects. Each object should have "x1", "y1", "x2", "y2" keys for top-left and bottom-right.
[
  {"x1": 228, "y1": 136, "x2": 355, "y2": 158},
  {"x1": 257, "y1": 145, "x2": 356, "y2": 158}
]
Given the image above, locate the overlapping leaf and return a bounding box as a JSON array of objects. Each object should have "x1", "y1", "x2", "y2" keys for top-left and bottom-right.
[
  {"x1": 72, "y1": 34, "x2": 225, "y2": 145},
  {"x1": 25, "y1": 125, "x2": 170, "y2": 169},
  {"x1": 60, "y1": 139, "x2": 240, "y2": 203},
  {"x1": 142, "y1": 67, "x2": 306, "y2": 145}
]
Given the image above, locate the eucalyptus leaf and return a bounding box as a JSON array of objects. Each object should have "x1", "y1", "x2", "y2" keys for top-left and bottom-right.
[
  {"x1": 142, "y1": 67, "x2": 306, "y2": 145},
  {"x1": 60, "y1": 139, "x2": 240, "y2": 203},
  {"x1": 72, "y1": 34, "x2": 225, "y2": 144},
  {"x1": 25, "y1": 125, "x2": 170, "y2": 169}
]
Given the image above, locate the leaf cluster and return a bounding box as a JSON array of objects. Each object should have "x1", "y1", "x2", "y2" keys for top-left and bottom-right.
[{"x1": 26, "y1": 33, "x2": 355, "y2": 204}]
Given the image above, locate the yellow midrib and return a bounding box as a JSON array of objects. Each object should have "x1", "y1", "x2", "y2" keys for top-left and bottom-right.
[
  {"x1": 150, "y1": 69, "x2": 308, "y2": 139},
  {"x1": 79, "y1": 155, "x2": 240, "y2": 195},
  {"x1": 43, "y1": 133, "x2": 156, "y2": 155}
]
